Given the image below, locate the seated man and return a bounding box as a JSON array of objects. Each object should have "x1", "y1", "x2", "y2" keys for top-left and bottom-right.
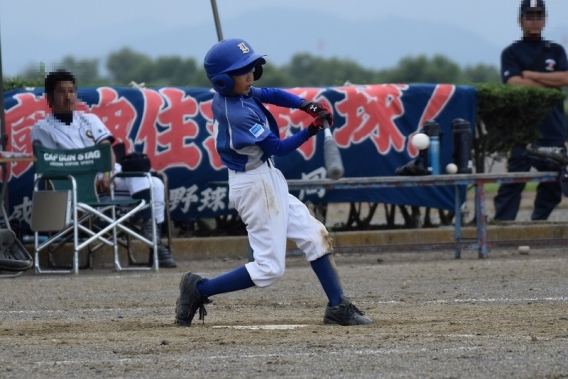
[{"x1": 30, "y1": 69, "x2": 177, "y2": 268}]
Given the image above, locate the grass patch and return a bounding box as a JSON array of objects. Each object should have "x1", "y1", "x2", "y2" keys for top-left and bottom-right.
[{"x1": 470, "y1": 182, "x2": 537, "y2": 194}]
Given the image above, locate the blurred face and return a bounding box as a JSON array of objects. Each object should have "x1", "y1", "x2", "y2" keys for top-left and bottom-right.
[
  {"x1": 520, "y1": 10, "x2": 546, "y2": 39},
  {"x1": 230, "y1": 70, "x2": 254, "y2": 96},
  {"x1": 49, "y1": 80, "x2": 77, "y2": 113}
]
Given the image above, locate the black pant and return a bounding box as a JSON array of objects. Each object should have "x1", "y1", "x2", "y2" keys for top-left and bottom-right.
[
  {"x1": 493, "y1": 144, "x2": 562, "y2": 221},
  {"x1": 131, "y1": 188, "x2": 152, "y2": 222}
]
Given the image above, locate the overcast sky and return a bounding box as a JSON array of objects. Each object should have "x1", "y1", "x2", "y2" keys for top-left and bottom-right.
[{"x1": 2, "y1": 0, "x2": 568, "y2": 77}]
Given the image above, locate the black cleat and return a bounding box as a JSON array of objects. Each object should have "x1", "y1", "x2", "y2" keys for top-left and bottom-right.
[
  {"x1": 323, "y1": 295, "x2": 373, "y2": 326},
  {"x1": 175, "y1": 272, "x2": 210, "y2": 327},
  {"x1": 157, "y1": 243, "x2": 177, "y2": 268}
]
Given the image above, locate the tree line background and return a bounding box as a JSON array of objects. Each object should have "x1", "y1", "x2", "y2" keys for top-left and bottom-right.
[{"x1": 10, "y1": 47, "x2": 501, "y2": 88}]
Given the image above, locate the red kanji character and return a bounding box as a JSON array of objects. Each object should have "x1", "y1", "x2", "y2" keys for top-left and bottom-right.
[
  {"x1": 199, "y1": 98, "x2": 224, "y2": 170},
  {"x1": 334, "y1": 85, "x2": 408, "y2": 154},
  {"x1": 407, "y1": 85, "x2": 455, "y2": 157},
  {"x1": 135, "y1": 89, "x2": 163, "y2": 166},
  {"x1": 4, "y1": 93, "x2": 50, "y2": 178},
  {"x1": 151, "y1": 88, "x2": 202, "y2": 171},
  {"x1": 88, "y1": 87, "x2": 136, "y2": 151}
]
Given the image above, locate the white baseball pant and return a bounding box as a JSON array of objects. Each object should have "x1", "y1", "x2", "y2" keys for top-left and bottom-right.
[{"x1": 228, "y1": 161, "x2": 333, "y2": 287}]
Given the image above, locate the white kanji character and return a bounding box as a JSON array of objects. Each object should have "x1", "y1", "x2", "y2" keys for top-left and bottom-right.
[
  {"x1": 298, "y1": 167, "x2": 327, "y2": 201},
  {"x1": 197, "y1": 187, "x2": 227, "y2": 212}
]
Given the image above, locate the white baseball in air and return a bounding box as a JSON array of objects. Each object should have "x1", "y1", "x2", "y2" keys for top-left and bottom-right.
[
  {"x1": 411, "y1": 133, "x2": 430, "y2": 150},
  {"x1": 446, "y1": 163, "x2": 458, "y2": 174}
]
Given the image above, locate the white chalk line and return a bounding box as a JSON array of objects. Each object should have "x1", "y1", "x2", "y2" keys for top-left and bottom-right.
[
  {"x1": 9, "y1": 334, "x2": 566, "y2": 369},
  {"x1": 20, "y1": 346, "x2": 480, "y2": 367},
  {"x1": 208, "y1": 346, "x2": 480, "y2": 360},
  {"x1": 371, "y1": 296, "x2": 568, "y2": 305},
  {"x1": 14, "y1": 271, "x2": 205, "y2": 281},
  {"x1": 2, "y1": 296, "x2": 567, "y2": 316},
  {"x1": 429, "y1": 296, "x2": 568, "y2": 304},
  {"x1": 212, "y1": 324, "x2": 308, "y2": 330}
]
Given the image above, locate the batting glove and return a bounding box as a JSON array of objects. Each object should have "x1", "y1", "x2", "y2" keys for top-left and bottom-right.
[
  {"x1": 307, "y1": 113, "x2": 330, "y2": 136},
  {"x1": 300, "y1": 100, "x2": 334, "y2": 126}
]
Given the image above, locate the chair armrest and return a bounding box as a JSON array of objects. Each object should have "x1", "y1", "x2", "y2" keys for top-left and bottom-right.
[
  {"x1": 113, "y1": 171, "x2": 152, "y2": 178},
  {"x1": 36, "y1": 173, "x2": 73, "y2": 181}
]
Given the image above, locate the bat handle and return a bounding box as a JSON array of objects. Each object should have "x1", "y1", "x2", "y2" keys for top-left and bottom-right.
[{"x1": 323, "y1": 119, "x2": 332, "y2": 137}]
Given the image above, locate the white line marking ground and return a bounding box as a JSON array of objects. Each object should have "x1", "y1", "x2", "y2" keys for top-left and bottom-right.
[
  {"x1": 24, "y1": 346, "x2": 480, "y2": 367},
  {"x1": 1, "y1": 296, "x2": 567, "y2": 315},
  {"x1": 212, "y1": 324, "x2": 308, "y2": 330}
]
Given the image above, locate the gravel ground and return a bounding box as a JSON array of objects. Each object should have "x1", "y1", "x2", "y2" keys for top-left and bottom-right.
[{"x1": 1, "y1": 248, "x2": 567, "y2": 379}]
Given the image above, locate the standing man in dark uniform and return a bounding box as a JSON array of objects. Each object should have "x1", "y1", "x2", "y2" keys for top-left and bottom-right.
[{"x1": 494, "y1": 0, "x2": 568, "y2": 221}]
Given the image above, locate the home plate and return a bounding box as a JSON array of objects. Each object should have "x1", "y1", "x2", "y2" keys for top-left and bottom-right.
[{"x1": 212, "y1": 324, "x2": 308, "y2": 330}]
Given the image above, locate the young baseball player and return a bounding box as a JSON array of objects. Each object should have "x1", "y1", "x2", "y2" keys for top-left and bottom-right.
[
  {"x1": 30, "y1": 69, "x2": 177, "y2": 268},
  {"x1": 175, "y1": 38, "x2": 373, "y2": 327}
]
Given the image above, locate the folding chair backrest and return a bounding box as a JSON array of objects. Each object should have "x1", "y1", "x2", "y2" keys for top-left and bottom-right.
[{"x1": 33, "y1": 144, "x2": 113, "y2": 204}]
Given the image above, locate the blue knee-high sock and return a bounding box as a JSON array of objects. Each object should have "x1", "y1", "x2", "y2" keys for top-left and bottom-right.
[
  {"x1": 310, "y1": 254, "x2": 343, "y2": 307},
  {"x1": 196, "y1": 265, "x2": 255, "y2": 297}
]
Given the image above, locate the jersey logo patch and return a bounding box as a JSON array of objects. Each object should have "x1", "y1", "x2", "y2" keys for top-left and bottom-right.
[
  {"x1": 85, "y1": 130, "x2": 95, "y2": 142},
  {"x1": 545, "y1": 59, "x2": 556, "y2": 71},
  {"x1": 249, "y1": 123, "x2": 264, "y2": 138}
]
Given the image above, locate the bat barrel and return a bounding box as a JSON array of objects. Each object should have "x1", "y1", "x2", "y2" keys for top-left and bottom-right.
[{"x1": 323, "y1": 120, "x2": 344, "y2": 180}]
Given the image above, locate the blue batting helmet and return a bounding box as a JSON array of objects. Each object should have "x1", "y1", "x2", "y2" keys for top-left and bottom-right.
[{"x1": 204, "y1": 38, "x2": 266, "y2": 95}]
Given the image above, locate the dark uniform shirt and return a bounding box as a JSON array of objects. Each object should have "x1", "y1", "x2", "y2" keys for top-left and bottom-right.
[{"x1": 501, "y1": 38, "x2": 568, "y2": 146}]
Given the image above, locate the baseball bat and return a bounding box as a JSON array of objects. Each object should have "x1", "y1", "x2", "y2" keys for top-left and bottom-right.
[{"x1": 323, "y1": 120, "x2": 344, "y2": 180}]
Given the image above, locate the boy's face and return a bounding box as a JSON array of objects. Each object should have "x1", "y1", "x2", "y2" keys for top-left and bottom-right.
[
  {"x1": 49, "y1": 80, "x2": 77, "y2": 114},
  {"x1": 230, "y1": 71, "x2": 254, "y2": 96},
  {"x1": 520, "y1": 10, "x2": 546, "y2": 38}
]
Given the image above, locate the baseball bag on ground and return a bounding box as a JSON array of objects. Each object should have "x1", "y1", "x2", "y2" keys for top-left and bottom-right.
[
  {"x1": 0, "y1": 229, "x2": 33, "y2": 272},
  {"x1": 119, "y1": 152, "x2": 152, "y2": 173}
]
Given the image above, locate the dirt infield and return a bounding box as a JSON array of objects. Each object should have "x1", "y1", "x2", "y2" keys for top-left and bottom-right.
[{"x1": 1, "y1": 248, "x2": 567, "y2": 379}]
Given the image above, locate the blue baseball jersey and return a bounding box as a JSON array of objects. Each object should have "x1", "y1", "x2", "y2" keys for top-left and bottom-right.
[
  {"x1": 212, "y1": 87, "x2": 306, "y2": 171},
  {"x1": 502, "y1": 38, "x2": 568, "y2": 145}
]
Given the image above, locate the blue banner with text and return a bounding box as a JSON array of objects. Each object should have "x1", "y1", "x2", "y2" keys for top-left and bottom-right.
[{"x1": 3, "y1": 84, "x2": 476, "y2": 227}]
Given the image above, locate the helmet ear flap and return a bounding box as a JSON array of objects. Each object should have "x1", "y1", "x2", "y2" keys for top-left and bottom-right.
[
  {"x1": 210, "y1": 73, "x2": 234, "y2": 95},
  {"x1": 253, "y1": 63, "x2": 263, "y2": 81}
]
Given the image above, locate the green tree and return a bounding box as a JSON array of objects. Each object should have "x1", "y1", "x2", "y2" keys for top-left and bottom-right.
[
  {"x1": 463, "y1": 63, "x2": 500, "y2": 83},
  {"x1": 18, "y1": 61, "x2": 47, "y2": 82},
  {"x1": 11, "y1": 49, "x2": 503, "y2": 89},
  {"x1": 378, "y1": 54, "x2": 462, "y2": 84},
  {"x1": 283, "y1": 53, "x2": 377, "y2": 87},
  {"x1": 153, "y1": 56, "x2": 197, "y2": 86},
  {"x1": 106, "y1": 49, "x2": 201, "y2": 86},
  {"x1": 256, "y1": 63, "x2": 293, "y2": 88},
  {"x1": 106, "y1": 47, "x2": 153, "y2": 84},
  {"x1": 190, "y1": 68, "x2": 213, "y2": 88},
  {"x1": 17, "y1": 57, "x2": 101, "y2": 85},
  {"x1": 56, "y1": 56, "x2": 101, "y2": 85}
]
